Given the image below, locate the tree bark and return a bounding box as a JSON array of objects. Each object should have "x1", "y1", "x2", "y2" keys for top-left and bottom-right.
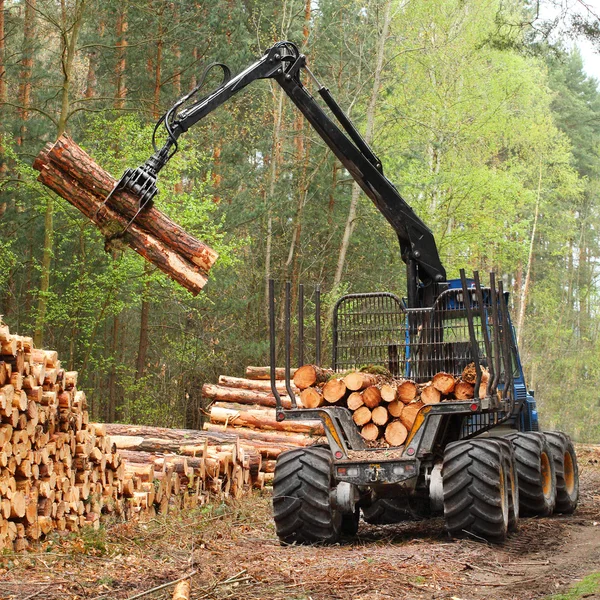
[
  {"x1": 246, "y1": 366, "x2": 297, "y2": 380},
  {"x1": 332, "y1": 0, "x2": 393, "y2": 288},
  {"x1": 43, "y1": 135, "x2": 218, "y2": 272},
  {"x1": 33, "y1": 148, "x2": 210, "y2": 294},
  {"x1": 202, "y1": 383, "x2": 296, "y2": 409}
]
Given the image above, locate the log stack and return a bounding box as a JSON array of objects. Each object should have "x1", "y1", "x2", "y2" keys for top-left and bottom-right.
[
  {"x1": 0, "y1": 321, "x2": 257, "y2": 551},
  {"x1": 292, "y1": 364, "x2": 490, "y2": 447},
  {"x1": 33, "y1": 134, "x2": 218, "y2": 295},
  {"x1": 201, "y1": 368, "x2": 326, "y2": 485}
]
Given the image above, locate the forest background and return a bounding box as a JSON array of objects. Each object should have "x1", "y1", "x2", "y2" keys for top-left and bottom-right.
[{"x1": 0, "y1": 0, "x2": 599, "y2": 440}]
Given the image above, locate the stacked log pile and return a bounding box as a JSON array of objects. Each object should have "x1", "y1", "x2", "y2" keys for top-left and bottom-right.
[
  {"x1": 293, "y1": 363, "x2": 489, "y2": 447},
  {"x1": 33, "y1": 134, "x2": 218, "y2": 295},
  {"x1": 201, "y1": 367, "x2": 324, "y2": 485},
  {"x1": 0, "y1": 320, "x2": 258, "y2": 551},
  {"x1": 103, "y1": 423, "x2": 265, "y2": 494}
]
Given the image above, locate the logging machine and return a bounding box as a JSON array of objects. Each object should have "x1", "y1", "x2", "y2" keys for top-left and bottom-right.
[{"x1": 114, "y1": 41, "x2": 579, "y2": 543}]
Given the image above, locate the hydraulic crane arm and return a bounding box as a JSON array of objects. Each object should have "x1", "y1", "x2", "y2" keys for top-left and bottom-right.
[{"x1": 116, "y1": 41, "x2": 446, "y2": 306}]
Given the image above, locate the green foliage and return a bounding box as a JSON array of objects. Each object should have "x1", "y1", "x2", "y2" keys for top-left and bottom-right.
[
  {"x1": 546, "y1": 572, "x2": 600, "y2": 600},
  {"x1": 0, "y1": 0, "x2": 598, "y2": 437}
]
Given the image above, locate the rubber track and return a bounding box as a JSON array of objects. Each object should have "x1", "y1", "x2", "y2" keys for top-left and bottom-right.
[
  {"x1": 442, "y1": 439, "x2": 508, "y2": 542},
  {"x1": 507, "y1": 432, "x2": 556, "y2": 517},
  {"x1": 544, "y1": 431, "x2": 579, "y2": 514},
  {"x1": 272, "y1": 447, "x2": 341, "y2": 544}
]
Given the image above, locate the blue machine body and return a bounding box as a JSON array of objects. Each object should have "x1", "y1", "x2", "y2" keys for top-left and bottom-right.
[{"x1": 446, "y1": 277, "x2": 539, "y2": 433}]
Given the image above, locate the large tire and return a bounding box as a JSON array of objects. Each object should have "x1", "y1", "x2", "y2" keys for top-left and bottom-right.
[
  {"x1": 272, "y1": 447, "x2": 341, "y2": 544},
  {"x1": 507, "y1": 432, "x2": 556, "y2": 517},
  {"x1": 489, "y1": 438, "x2": 519, "y2": 532},
  {"x1": 545, "y1": 431, "x2": 579, "y2": 514},
  {"x1": 442, "y1": 439, "x2": 509, "y2": 542}
]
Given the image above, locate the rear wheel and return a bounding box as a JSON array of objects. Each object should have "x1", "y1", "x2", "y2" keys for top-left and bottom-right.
[
  {"x1": 442, "y1": 439, "x2": 509, "y2": 542},
  {"x1": 507, "y1": 432, "x2": 556, "y2": 517},
  {"x1": 545, "y1": 431, "x2": 579, "y2": 514},
  {"x1": 272, "y1": 447, "x2": 341, "y2": 544}
]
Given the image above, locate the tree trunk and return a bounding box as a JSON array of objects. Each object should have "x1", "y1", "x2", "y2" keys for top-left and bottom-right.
[
  {"x1": 517, "y1": 159, "x2": 542, "y2": 347},
  {"x1": 332, "y1": 0, "x2": 393, "y2": 288},
  {"x1": 202, "y1": 383, "x2": 297, "y2": 409},
  {"x1": 135, "y1": 270, "x2": 150, "y2": 380},
  {"x1": 114, "y1": 3, "x2": 128, "y2": 109}
]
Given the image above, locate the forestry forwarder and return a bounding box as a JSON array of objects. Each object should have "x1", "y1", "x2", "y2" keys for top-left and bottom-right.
[{"x1": 111, "y1": 41, "x2": 579, "y2": 543}]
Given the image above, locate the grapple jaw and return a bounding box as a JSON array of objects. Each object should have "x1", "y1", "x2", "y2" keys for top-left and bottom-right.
[{"x1": 114, "y1": 164, "x2": 159, "y2": 208}]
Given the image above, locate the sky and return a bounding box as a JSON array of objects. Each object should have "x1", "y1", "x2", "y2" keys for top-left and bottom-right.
[{"x1": 540, "y1": 0, "x2": 600, "y2": 83}]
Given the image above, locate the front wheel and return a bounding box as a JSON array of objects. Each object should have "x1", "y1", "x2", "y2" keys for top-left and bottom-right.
[{"x1": 272, "y1": 447, "x2": 341, "y2": 544}]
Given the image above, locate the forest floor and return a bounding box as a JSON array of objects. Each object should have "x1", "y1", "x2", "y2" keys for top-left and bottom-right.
[{"x1": 2, "y1": 445, "x2": 600, "y2": 600}]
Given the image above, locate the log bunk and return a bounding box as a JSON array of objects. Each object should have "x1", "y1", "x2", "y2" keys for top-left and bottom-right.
[
  {"x1": 291, "y1": 364, "x2": 490, "y2": 447},
  {"x1": 0, "y1": 321, "x2": 256, "y2": 551},
  {"x1": 199, "y1": 362, "x2": 489, "y2": 474}
]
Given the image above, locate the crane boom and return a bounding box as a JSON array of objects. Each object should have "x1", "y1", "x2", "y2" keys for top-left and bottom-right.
[{"x1": 114, "y1": 41, "x2": 447, "y2": 306}]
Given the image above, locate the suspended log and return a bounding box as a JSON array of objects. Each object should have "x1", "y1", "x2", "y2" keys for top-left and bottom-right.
[
  {"x1": 36, "y1": 135, "x2": 218, "y2": 273},
  {"x1": 33, "y1": 145, "x2": 210, "y2": 295}
]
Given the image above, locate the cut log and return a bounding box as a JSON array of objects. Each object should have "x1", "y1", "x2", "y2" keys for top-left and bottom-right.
[
  {"x1": 420, "y1": 384, "x2": 441, "y2": 405},
  {"x1": 322, "y1": 379, "x2": 346, "y2": 403},
  {"x1": 362, "y1": 386, "x2": 381, "y2": 409},
  {"x1": 245, "y1": 366, "x2": 297, "y2": 380},
  {"x1": 479, "y1": 373, "x2": 491, "y2": 399},
  {"x1": 454, "y1": 381, "x2": 475, "y2": 400},
  {"x1": 172, "y1": 579, "x2": 191, "y2": 600},
  {"x1": 209, "y1": 406, "x2": 324, "y2": 436},
  {"x1": 202, "y1": 423, "x2": 312, "y2": 447},
  {"x1": 33, "y1": 146, "x2": 209, "y2": 295},
  {"x1": 201, "y1": 383, "x2": 296, "y2": 409},
  {"x1": 399, "y1": 401, "x2": 424, "y2": 432},
  {"x1": 300, "y1": 387, "x2": 323, "y2": 409},
  {"x1": 384, "y1": 420, "x2": 408, "y2": 446},
  {"x1": 371, "y1": 405, "x2": 389, "y2": 426},
  {"x1": 432, "y1": 372, "x2": 456, "y2": 395},
  {"x1": 293, "y1": 365, "x2": 331, "y2": 390},
  {"x1": 352, "y1": 406, "x2": 372, "y2": 426},
  {"x1": 346, "y1": 392, "x2": 364, "y2": 411},
  {"x1": 36, "y1": 135, "x2": 218, "y2": 273},
  {"x1": 397, "y1": 380, "x2": 417, "y2": 404},
  {"x1": 462, "y1": 363, "x2": 477, "y2": 384},
  {"x1": 344, "y1": 372, "x2": 377, "y2": 391},
  {"x1": 388, "y1": 400, "x2": 403, "y2": 418},
  {"x1": 360, "y1": 423, "x2": 379, "y2": 441},
  {"x1": 217, "y1": 375, "x2": 298, "y2": 395},
  {"x1": 380, "y1": 383, "x2": 398, "y2": 403}
]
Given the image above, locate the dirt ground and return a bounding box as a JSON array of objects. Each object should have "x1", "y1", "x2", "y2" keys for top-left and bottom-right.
[{"x1": 2, "y1": 445, "x2": 600, "y2": 600}]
